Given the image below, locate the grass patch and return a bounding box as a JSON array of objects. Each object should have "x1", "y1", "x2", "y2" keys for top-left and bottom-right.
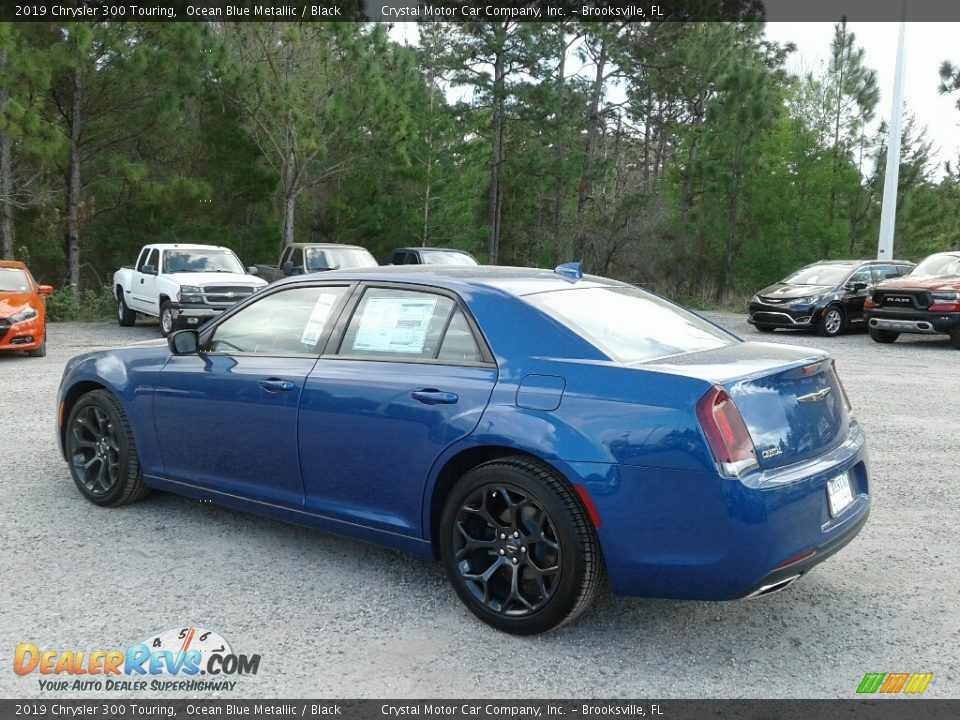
[{"x1": 46, "y1": 286, "x2": 116, "y2": 322}]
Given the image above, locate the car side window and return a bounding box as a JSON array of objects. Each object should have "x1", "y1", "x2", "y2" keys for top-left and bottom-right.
[
  {"x1": 208, "y1": 286, "x2": 349, "y2": 355},
  {"x1": 437, "y1": 308, "x2": 482, "y2": 363},
  {"x1": 291, "y1": 248, "x2": 304, "y2": 272},
  {"x1": 848, "y1": 268, "x2": 872, "y2": 286},
  {"x1": 338, "y1": 288, "x2": 459, "y2": 361},
  {"x1": 143, "y1": 249, "x2": 159, "y2": 272},
  {"x1": 135, "y1": 248, "x2": 149, "y2": 271},
  {"x1": 872, "y1": 265, "x2": 897, "y2": 282}
]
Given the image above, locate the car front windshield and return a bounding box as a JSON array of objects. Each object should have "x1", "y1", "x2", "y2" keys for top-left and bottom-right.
[
  {"x1": 782, "y1": 265, "x2": 851, "y2": 286},
  {"x1": 0, "y1": 268, "x2": 31, "y2": 292},
  {"x1": 306, "y1": 247, "x2": 378, "y2": 271},
  {"x1": 419, "y1": 250, "x2": 478, "y2": 266},
  {"x1": 910, "y1": 254, "x2": 960, "y2": 278},
  {"x1": 163, "y1": 249, "x2": 244, "y2": 274},
  {"x1": 524, "y1": 285, "x2": 736, "y2": 364}
]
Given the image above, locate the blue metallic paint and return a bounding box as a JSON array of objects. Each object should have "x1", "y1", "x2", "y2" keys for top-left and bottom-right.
[{"x1": 58, "y1": 267, "x2": 870, "y2": 600}]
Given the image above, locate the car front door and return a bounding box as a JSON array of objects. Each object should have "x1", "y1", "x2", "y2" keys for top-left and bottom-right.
[
  {"x1": 153, "y1": 284, "x2": 352, "y2": 506},
  {"x1": 843, "y1": 266, "x2": 874, "y2": 323},
  {"x1": 298, "y1": 285, "x2": 498, "y2": 537},
  {"x1": 131, "y1": 248, "x2": 159, "y2": 313}
]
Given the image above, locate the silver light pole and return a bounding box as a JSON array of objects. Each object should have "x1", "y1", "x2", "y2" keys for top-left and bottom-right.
[{"x1": 877, "y1": 13, "x2": 907, "y2": 260}]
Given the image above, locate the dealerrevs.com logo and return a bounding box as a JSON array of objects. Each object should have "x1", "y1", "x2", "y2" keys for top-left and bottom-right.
[{"x1": 14, "y1": 627, "x2": 261, "y2": 692}]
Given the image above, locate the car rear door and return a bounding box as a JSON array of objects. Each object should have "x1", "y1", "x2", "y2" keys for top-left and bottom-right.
[
  {"x1": 297, "y1": 284, "x2": 498, "y2": 537},
  {"x1": 843, "y1": 266, "x2": 874, "y2": 323}
]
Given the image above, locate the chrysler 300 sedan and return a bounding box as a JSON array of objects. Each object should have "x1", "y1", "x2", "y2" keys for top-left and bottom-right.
[{"x1": 57, "y1": 265, "x2": 870, "y2": 634}]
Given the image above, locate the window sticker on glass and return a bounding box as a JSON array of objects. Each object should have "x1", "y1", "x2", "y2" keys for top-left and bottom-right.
[
  {"x1": 353, "y1": 296, "x2": 439, "y2": 354},
  {"x1": 300, "y1": 292, "x2": 341, "y2": 346}
]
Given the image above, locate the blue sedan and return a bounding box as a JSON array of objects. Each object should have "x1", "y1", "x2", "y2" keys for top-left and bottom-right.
[{"x1": 57, "y1": 265, "x2": 870, "y2": 634}]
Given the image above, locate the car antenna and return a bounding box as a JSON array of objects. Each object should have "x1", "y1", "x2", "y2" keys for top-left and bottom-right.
[{"x1": 554, "y1": 262, "x2": 583, "y2": 282}]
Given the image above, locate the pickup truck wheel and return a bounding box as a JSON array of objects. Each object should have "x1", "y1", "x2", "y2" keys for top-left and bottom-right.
[
  {"x1": 818, "y1": 305, "x2": 844, "y2": 337},
  {"x1": 65, "y1": 389, "x2": 149, "y2": 507},
  {"x1": 950, "y1": 328, "x2": 960, "y2": 350},
  {"x1": 159, "y1": 302, "x2": 176, "y2": 337},
  {"x1": 869, "y1": 328, "x2": 899, "y2": 344},
  {"x1": 117, "y1": 294, "x2": 136, "y2": 327}
]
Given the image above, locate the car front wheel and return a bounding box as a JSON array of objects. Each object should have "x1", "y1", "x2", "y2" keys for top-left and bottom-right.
[
  {"x1": 818, "y1": 306, "x2": 844, "y2": 337},
  {"x1": 439, "y1": 457, "x2": 602, "y2": 635},
  {"x1": 65, "y1": 390, "x2": 149, "y2": 507},
  {"x1": 159, "y1": 302, "x2": 176, "y2": 337}
]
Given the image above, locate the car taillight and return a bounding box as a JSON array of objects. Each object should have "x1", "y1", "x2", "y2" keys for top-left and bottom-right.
[
  {"x1": 696, "y1": 385, "x2": 758, "y2": 478},
  {"x1": 831, "y1": 359, "x2": 853, "y2": 414}
]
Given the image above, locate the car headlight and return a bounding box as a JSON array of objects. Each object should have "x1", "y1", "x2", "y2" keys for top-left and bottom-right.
[
  {"x1": 931, "y1": 291, "x2": 960, "y2": 302},
  {"x1": 789, "y1": 295, "x2": 819, "y2": 306},
  {"x1": 178, "y1": 286, "x2": 204, "y2": 303},
  {"x1": 9, "y1": 307, "x2": 38, "y2": 324}
]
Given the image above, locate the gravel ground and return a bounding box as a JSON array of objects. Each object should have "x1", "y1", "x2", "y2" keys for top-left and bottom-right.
[{"x1": 1, "y1": 314, "x2": 957, "y2": 699}]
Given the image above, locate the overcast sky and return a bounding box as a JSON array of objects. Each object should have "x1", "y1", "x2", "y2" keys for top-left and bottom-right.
[{"x1": 765, "y1": 22, "x2": 960, "y2": 179}]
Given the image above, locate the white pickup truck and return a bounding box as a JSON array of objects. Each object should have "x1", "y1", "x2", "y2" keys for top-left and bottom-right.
[{"x1": 113, "y1": 244, "x2": 266, "y2": 336}]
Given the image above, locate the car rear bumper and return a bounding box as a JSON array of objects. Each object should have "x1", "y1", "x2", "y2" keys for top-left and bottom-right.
[
  {"x1": 568, "y1": 423, "x2": 870, "y2": 600},
  {"x1": 866, "y1": 308, "x2": 960, "y2": 335}
]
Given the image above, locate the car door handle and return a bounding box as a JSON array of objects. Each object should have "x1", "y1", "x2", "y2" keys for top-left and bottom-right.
[
  {"x1": 258, "y1": 378, "x2": 296, "y2": 393},
  {"x1": 411, "y1": 389, "x2": 459, "y2": 405}
]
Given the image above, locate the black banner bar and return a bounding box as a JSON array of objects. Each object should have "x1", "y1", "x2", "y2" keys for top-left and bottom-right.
[
  {"x1": 1, "y1": 701, "x2": 959, "y2": 720},
  {"x1": 4, "y1": 0, "x2": 960, "y2": 23}
]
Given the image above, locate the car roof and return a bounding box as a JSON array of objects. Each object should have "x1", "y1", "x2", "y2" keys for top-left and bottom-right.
[
  {"x1": 807, "y1": 259, "x2": 912, "y2": 266},
  {"x1": 290, "y1": 243, "x2": 369, "y2": 250},
  {"x1": 154, "y1": 244, "x2": 235, "y2": 251},
  {"x1": 392, "y1": 247, "x2": 473, "y2": 253},
  {"x1": 272, "y1": 264, "x2": 628, "y2": 297},
  {"x1": 0, "y1": 260, "x2": 29, "y2": 270}
]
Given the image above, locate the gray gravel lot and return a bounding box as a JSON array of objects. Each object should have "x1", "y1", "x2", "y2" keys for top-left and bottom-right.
[{"x1": 1, "y1": 314, "x2": 958, "y2": 699}]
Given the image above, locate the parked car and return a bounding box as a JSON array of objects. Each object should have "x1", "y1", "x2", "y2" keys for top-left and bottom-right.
[
  {"x1": 748, "y1": 259, "x2": 913, "y2": 336},
  {"x1": 256, "y1": 243, "x2": 379, "y2": 282},
  {"x1": 113, "y1": 244, "x2": 266, "y2": 336},
  {"x1": 0, "y1": 261, "x2": 53, "y2": 357},
  {"x1": 59, "y1": 264, "x2": 869, "y2": 634},
  {"x1": 865, "y1": 251, "x2": 960, "y2": 348},
  {"x1": 388, "y1": 247, "x2": 479, "y2": 266}
]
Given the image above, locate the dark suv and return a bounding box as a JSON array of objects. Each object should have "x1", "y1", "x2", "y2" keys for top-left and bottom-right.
[
  {"x1": 748, "y1": 259, "x2": 914, "y2": 336},
  {"x1": 388, "y1": 247, "x2": 478, "y2": 266}
]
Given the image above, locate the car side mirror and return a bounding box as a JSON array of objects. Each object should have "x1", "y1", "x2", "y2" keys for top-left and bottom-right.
[
  {"x1": 141, "y1": 264, "x2": 157, "y2": 276},
  {"x1": 282, "y1": 261, "x2": 295, "y2": 277},
  {"x1": 247, "y1": 266, "x2": 259, "y2": 276},
  {"x1": 852, "y1": 282, "x2": 868, "y2": 292},
  {"x1": 38, "y1": 285, "x2": 54, "y2": 296},
  {"x1": 168, "y1": 329, "x2": 199, "y2": 355}
]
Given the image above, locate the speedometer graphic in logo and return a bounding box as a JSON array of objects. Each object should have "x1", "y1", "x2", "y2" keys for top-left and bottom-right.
[{"x1": 140, "y1": 627, "x2": 232, "y2": 671}]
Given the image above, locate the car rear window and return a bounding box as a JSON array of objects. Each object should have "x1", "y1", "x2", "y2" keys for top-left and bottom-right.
[{"x1": 523, "y1": 286, "x2": 737, "y2": 364}]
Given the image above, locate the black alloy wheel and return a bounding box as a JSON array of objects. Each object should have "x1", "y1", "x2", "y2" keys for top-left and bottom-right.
[
  {"x1": 65, "y1": 390, "x2": 148, "y2": 507},
  {"x1": 440, "y1": 457, "x2": 602, "y2": 635}
]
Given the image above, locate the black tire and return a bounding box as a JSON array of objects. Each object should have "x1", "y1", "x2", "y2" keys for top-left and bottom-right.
[
  {"x1": 869, "y1": 327, "x2": 899, "y2": 344},
  {"x1": 64, "y1": 389, "x2": 149, "y2": 507},
  {"x1": 159, "y1": 301, "x2": 176, "y2": 337},
  {"x1": 27, "y1": 333, "x2": 46, "y2": 357},
  {"x1": 818, "y1": 305, "x2": 844, "y2": 337},
  {"x1": 754, "y1": 324, "x2": 775, "y2": 333},
  {"x1": 439, "y1": 456, "x2": 602, "y2": 635},
  {"x1": 117, "y1": 292, "x2": 136, "y2": 327},
  {"x1": 950, "y1": 328, "x2": 960, "y2": 350}
]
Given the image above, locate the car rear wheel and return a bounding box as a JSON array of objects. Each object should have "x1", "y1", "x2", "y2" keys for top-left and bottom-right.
[
  {"x1": 27, "y1": 333, "x2": 46, "y2": 357},
  {"x1": 818, "y1": 306, "x2": 844, "y2": 337},
  {"x1": 159, "y1": 302, "x2": 175, "y2": 337},
  {"x1": 869, "y1": 328, "x2": 899, "y2": 344},
  {"x1": 65, "y1": 390, "x2": 149, "y2": 507},
  {"x1": 117, "y1": 293, "x2": 136, "y2": 327},
  {"x1": 439, "y1": 457, "x2": 602, "y2": 635}
]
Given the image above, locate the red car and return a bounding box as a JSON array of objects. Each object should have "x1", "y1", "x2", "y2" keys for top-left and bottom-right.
[{"x1": 0, "y1": 261, "x2": 53, "y2": 357}]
